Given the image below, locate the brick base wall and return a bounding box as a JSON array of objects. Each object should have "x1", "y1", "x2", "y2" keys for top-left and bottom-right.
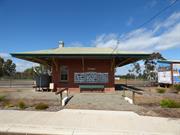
[{"x1": 61, "y1": 87, "x2": 115, "y2": 93}]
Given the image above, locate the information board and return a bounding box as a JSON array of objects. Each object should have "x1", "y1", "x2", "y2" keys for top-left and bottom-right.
[
  {"x1": 74, "y1": 72, "x2": 108, "y2": 83},
  {"x1": 158, "y1": 63, "x2": 172, "y2": 84}
]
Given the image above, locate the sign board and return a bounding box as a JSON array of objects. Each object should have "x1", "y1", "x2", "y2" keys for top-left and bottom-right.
[
  {"x1": 173, "y1": 64, "x2": 180, "y2": 84},
  {"x1": 74, "y1": 72, "x2": 108, "y2": 83},
  {"x1": 158, "y1": 63, "x2": 172, "y2": 84}
]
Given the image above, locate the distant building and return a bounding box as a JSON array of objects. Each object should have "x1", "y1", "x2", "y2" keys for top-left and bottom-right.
[{"x1": 11, "y1": 41, "x2": 150, "y2": 92}]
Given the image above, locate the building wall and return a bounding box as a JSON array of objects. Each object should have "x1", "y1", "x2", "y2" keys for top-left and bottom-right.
[{"x1": 52, "y1": 58, "x2": 115, "y2": 93}]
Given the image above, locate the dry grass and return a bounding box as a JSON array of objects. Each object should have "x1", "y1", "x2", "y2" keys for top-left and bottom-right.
[{"x1": 35, "y1": 103, "x2": 49, "y2": 110}]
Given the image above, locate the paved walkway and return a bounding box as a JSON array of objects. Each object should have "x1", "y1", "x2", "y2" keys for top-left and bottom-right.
[{"x1": 0, "y1": 109, "x2": 180, "y2": 135}]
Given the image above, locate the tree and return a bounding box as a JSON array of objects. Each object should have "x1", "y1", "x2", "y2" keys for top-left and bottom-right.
[
  {"x1": 0, "y1": 57, "x2": 4, "y2": 77},
  {"x1": 128, "y1": 62, "x2": 141, "y2": 79},
  {"x1": 23, "y1": 67, "x2": 34, "y2": 79},
  {"x1": 133, "y1": 62, "x2": 141, "y2": 78},
  {"x1": 143, "y1": 52, "x2": 165, "y2": 81},
  {"x1": 3, "y1": 59, "x2": 16, "y2": 77}
]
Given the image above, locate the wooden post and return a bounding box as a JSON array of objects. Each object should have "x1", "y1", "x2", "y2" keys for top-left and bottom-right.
[
  {"x1": 111, "y1": 58, "x2": 115, "y2": 71},
  {"x1": 82, "y1": 57, "x2": 85, "y2": 72},
  {"x1": 52, "y1": 57, "x2": 58, "y2": 71},
  {"x1": 66, "y1": 90, "x2": 69, "y2": 97},
  {"x1": 171, "y1": 63, "x2": 174, "y2": 85},
  {"x1": 126, "y1": 76, "x2": 127, "y2": 86},
  {"x1": 9, "y1": 77, "x2": 12, "y2": 88},
  {"x1": 60, "y1": 92, "x2": 62, "y2": 105},
  {"x1": 123, "y1": 88, "x2": 125, "y2": 97}
]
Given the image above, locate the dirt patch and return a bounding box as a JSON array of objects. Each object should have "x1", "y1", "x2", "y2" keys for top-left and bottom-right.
[
  {"x1": 136, "y1": 105, "x2": 180, "y2": 118},
  {"x1": 0, "y1": 87, "x2": 62, "y2": 111},
  {"x1": 132, "y1": 87, "x2": 180, "y2": 118}
]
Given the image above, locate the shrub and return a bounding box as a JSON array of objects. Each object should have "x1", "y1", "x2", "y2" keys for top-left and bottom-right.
[
  {"x1": 160, "y1": 99, "x2": 180, "y2": 108},
  {"x1": 3, "y1": 101, "x2": 14, "y2": 108},
  {"x1": 18, "y1": 101, "x2": 26, "y2": 109},
  {"x1": 173, "y1": 85, "x2": 180, "y2": 92},
  {"x1": 156, "y1": 88, "x2": 166, "y2": 94},
  {"x1": 0, "y1": 95, "x2": 6, "y2": 101},
  {"x1": 35, "y1": 103, "x2": 49, "y2": 110}
]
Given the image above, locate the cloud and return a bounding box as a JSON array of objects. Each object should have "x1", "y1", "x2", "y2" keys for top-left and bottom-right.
[
  {"x1": 144, "y1": 0, "x2": 157, "y2": 9},
  {"x1": 168, "y1": 0, "x2": 177, "y2": 4},
  {"x1": 14, "y1": 59, "x2": 38, "y2": 72},
  {"x1": 149, "y1": 0, "x2": 157, "y2": 8},
  {"x1": 0, "y1": 53, "x2": 11, "y2": 59},
  {"x1": 126, "y1": 17, "x2": 134, "y2": 26},
  {"x1": 94, "y1": 11, "x2": 180, "y2": 52}
]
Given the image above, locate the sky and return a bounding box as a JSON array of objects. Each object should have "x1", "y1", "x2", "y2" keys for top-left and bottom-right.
[{"x1": 0, "y1": 0, "x2": 180, "y2": 74}]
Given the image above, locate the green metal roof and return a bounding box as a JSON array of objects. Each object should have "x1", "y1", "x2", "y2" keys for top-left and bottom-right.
[
  {"x1": 11, "y1": 47, "x2": 150, "y2": 56},
  {"x1": 11, "y1": 47, "x2": 151, "y2": 67}
]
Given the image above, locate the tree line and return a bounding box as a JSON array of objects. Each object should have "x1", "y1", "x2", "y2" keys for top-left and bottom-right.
[{"x1": 0, "y1": 57, "x2": 34, "y2": 79}]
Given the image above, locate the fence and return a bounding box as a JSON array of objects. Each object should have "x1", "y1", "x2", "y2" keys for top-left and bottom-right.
[
  {"x1": 115, "y1": 78, "x2": 157, "y2": 87},
  {"x1": 0, "y1": 79, "x2": 35, "y2": 88}
]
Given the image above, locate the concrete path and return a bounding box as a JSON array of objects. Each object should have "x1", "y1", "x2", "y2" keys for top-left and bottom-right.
[{"x1": 0, "y1": 109, "x2": 179, "y2": 135}]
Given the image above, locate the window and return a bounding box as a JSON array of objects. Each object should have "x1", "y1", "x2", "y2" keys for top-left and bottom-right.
[{"x1": 60, "y1": 66, "x2": 68, "y2": 82}]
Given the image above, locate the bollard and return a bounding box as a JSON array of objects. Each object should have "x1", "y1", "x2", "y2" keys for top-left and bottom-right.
[{"x1": 132, "y1": 91, "x2": 135, "y2": 104}]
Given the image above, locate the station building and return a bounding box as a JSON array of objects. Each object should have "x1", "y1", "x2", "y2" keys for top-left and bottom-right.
[{"x1": 11, "y1": 42, "x2": 150, "y2": 93}]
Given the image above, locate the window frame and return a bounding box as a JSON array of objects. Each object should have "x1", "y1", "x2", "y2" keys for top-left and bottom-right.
[{"x1": 59, "y1": 65, "x2": 69, "y2": 82}]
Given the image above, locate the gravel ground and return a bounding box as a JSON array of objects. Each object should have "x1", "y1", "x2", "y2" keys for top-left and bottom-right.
[{"x1": 65, "y1": 92, "x2": 144, "y2": 111}]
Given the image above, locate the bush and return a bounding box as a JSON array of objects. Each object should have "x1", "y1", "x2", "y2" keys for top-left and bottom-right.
[
  {"x1": 18, "y1": 101, "x2": 26, "y2": 109},
  {"x1": 160, "y1": 99, "x2": 180, "y2": 108},
  {"x1": 0, "y1": 95, "x2": 6, "y2": 101},
  {"x1": 173, "y1": 85, "x2": 180, "y2": 92},
  {"x1": 3, "y1": 101, "x2": 14, "y2": 108},
  {"x1": 156, "y1": 88, "x2": 166, "y2": 93},
  {"x1": 35, "y1": 103, "x2": 49, "y2": 110}
]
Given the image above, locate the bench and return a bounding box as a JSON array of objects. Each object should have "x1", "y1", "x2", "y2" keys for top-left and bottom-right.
[{"x1": 79, "y1": 85, "x2": 104, "y2": 92}]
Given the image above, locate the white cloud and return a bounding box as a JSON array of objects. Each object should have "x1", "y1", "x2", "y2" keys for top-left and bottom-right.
[
  {"x1": 126, "y1": 17, "x2": 134, "y2": 26},
  {"x1": 94, "y1": 11, "x2": 180, "y2": 52},
  {"x1": 168, "y1": 0, "x2": 177, "y2": 4},
  {"x1": 0, "y1": 52, "x2": 11, "y2": 59},
  {"x1": 14, "y1": 59, "x2": 38, "y2": 72}
]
